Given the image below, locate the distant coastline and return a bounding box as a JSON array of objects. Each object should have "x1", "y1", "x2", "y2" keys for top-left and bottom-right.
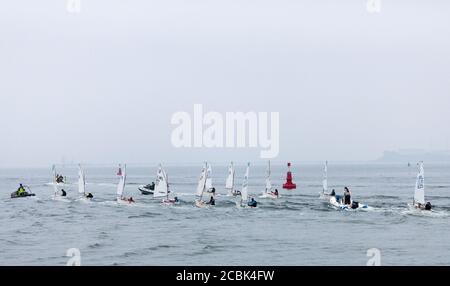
[{"x1": 377, "y1": 149, "x2": 450, "y2": 163}]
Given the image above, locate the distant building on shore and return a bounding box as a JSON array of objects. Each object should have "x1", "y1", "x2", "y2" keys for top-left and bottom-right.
[{"x1": 378, "y1": 149, "x2": 450, "y2": 163}]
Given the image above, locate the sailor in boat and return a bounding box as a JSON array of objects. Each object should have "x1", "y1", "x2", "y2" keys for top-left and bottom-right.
[
  {"x1": 61, "y1": 189, "x2": 67, "y2": 197},
  {"x1": 233, "y1": 190, "x2": 241, "y2": 196},
  {"x1": 56, "y1": 174, "x2": 65, "y2": 184},
  {"x1": 16, "y1": 184, "x2": 26, "y2": 196},
  {"x1": 272, "y1": 189, "x2": 279, "y2": 198},
  {"x1": 206, "y1": 196, "x2": 215, "y2": 206},
  {"x1": 145, "y1": 182, "x2": 156, "y2": 190},
  {"x1": 123, "y1": 196, "x2": 135, "y2": 203},
  {"x1": 416, "y1": 202, "x2": 432, "y2": 211},
  {"x1": 247, "y1": 197, "x2": 258, "y2": 208},
  {"x1": 86, "y1": 193, "x2": 94, "y2": 199},
  {"x1": 330, "y1": 189, "x2": 336, "y2": 196},
  {"x1": 343, "y1": 187, "x2": 351, "y2": 205}
]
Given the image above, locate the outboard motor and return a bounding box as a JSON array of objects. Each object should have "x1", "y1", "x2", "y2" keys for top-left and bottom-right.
[
  {"x1": 425, "y1": 202, "x2": 432, "y2": 211},
  {"x1": 351, "y1": 201, "x2": 359, "y2": 209}
]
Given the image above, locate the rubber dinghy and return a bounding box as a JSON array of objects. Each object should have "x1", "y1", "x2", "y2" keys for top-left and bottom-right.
[
  {"x1": 408, "y1": 162, "x2": 432, "y2": 211},
  {"x1": 329, "y1": 195, "x2": 369, "y2": 211},
  {"x1": 154, "y1": 164, "x2": 179, "y2": 205},
  {"x1": 138, "y1": 183, "x2": 155, "y2": 195},
  {"x1": 259, "y1": 161, "x2": 279, "y2": 199},
  {"x1": 11, "y1": 186, "x2": 35, "y2": 198}
]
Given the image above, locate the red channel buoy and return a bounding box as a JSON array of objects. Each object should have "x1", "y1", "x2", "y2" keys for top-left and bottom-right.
[{"x1": 283, "y1": 162, "x2": 297, "y2": 190}]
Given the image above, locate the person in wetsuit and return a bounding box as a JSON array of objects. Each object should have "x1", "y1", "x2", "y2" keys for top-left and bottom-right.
[
  {"x1": 86, "y1": 193, "x2": 94, "y2": 199},
  {"x1": 343, "y1": 187, "x2": 351, "y2": 205},
  {"x1": 207, "y1": 196, "x2": 215, "y2": 206},
  {"x1": 248, "y1": 198, "x2": 258, "y2": 208},
  {"x1": 61, "y1": 189, "x2": 67, "y2": 197},
  {"x1": 272, "y1": 189, "x2": 279, "y2": 197}
]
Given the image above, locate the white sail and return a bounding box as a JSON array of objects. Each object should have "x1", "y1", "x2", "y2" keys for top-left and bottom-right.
[
  {"x1": 414, "y1": 162, "x2": 425, "y2": 205},
  {"x1": 154, "y1": 164, "x2": 169, "y2": 198},
  {"x1": 116, "y1": 164, "x2": 126, "y2": 199},
  {"x1": 52, "y1": 164, "x2": 58, "y2": 195},
  {"x1": 265, "y1": 161, "x2": 272, "y2": 193},
  {"x1": 196, "y1": 163, "x2": 208, "y2": 199},
  {"x1": 323, "y1": 161, "x2": 328, "y2": 193},
  {"x1": 205, "y1": 163, "x2": 213, "y2": 190},
  {"x1": 78, "y1": 164, "x2": 86, "y2": 196},
  {"x1": 241, "y1": 163, "x2": 250, "y2": 202},
  {"x1": 225, "y1": 162, "x2": 235, "y2": 190}
]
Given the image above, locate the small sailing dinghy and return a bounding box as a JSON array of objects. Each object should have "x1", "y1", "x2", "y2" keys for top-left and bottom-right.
[
  {"x1": 409, "y1": 162, "x2": 432, "y2": 211},
  {"x1": 52, "y1": 165, "x2": 70, "y2": 202},
  {"x1": 226, "y1": 162, "x2": 239, "y2": 196},
  {"x1": 154, "y1": 164, "x2": 179, "y2": 205},
  {"x1": 238, "y1": 163, "x2": 257, "y2": 208},
  {"x1": 259, "y1": 161, "x2": 279, "y2": 199},
  {"x1": 195, "y1": 162, "x2": 214, "y2": 208},
  {"x1": 11, "y1": 185, "x2": 35, "y2": 198},
  {"x1": 116, "y1": 164, "x2": 135, "y2": 204},
  {"x1": 204, "y1": 163, "x2": 216, "y2": 195},
  {"x1": 77, "y1": 165, "x2": 93, "y2": 201}
]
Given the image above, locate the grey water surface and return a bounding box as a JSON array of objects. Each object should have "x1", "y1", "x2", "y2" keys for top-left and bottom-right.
[{"x1": 1, "y1": 163, "x2": 449, "y2": 266}]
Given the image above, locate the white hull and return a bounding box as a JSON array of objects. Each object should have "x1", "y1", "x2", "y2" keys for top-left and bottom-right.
[
  {"x1": 116, "y1": 198, "x2": 135, "y2": 205},
  {"x1": 319, "y1": 192, "x2": 331, "y2": 201},
  {"x1": 227, "y1": 190, "x2": 240, "y2": 197},
  {"x1": 52, "y1": 196, "x2": 71, "y2": 203},
  {"x1": 195, "y1": 199, "x2": 209, "y2": 208},
  {"x1": 76, "y1": 196, "x2": 92, "y2": 203},
  {"x1": 329, "y1": 196, "x2": 369, "y2": 211},
  {"x1": 162, "y1": 199, "x2": 179, "y2": 206},
  {"x1": 259, "y1": 192, "x2": 279, "y2": 199}
]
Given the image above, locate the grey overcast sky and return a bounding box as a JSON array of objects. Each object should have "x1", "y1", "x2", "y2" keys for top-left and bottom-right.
[{"x1": 1, "y1": 0, "x2": 449, "y2": 167}]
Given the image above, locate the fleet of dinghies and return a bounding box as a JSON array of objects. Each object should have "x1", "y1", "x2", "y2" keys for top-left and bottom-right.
[{"x1": 9, "y1": 161, "x2": 436, "y2": 213}]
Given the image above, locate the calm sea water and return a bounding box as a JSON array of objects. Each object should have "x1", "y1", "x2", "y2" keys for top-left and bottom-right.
[{"x1": 1, "y1": 163, "x2": 449, "y2": 266}]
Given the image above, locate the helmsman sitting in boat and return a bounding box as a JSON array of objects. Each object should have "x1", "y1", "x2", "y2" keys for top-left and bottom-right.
[
  {"x1": 231, "y1": 189, "x2": 241, "y2": 196},
  {"x1": 247, "y1": 197, "x2": 258, "y2": 208},
  {"x1": 119, "y1": 196, "x2": 135, "y2": 203},
  {"x1": 416, "y1": 202, "x2": 432, "y2": 211},
  {"x1": 206, "y1": 196, "x2": 215, "y2": 206},
  {"x1": 271, "y1": 189, "x2": 279, "y2": 198},
  {"x1": 17, "y1": 184, "x2": 26, "y2": 196},
  {"x1": 56, "y1": 174, "x2": 65, "y2": 184}
]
